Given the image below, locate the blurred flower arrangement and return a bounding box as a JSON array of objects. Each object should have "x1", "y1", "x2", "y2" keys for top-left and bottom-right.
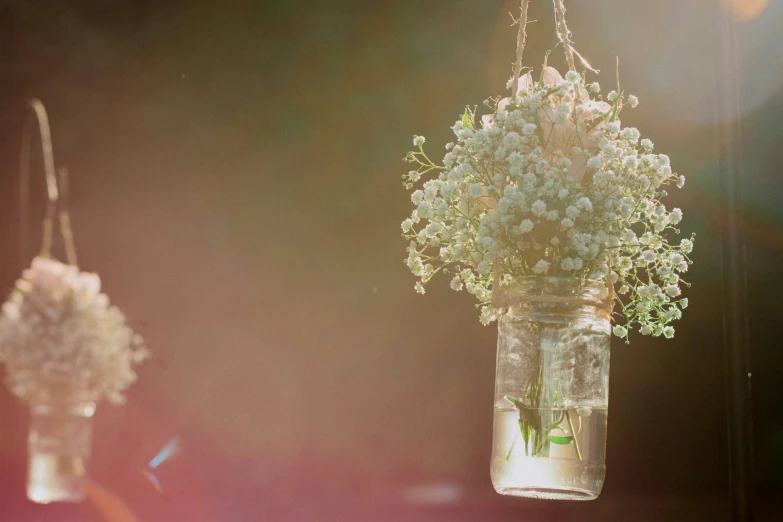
[
  {"x1": 401, "y1": 44, "x2": 694, "y2": 341},
  {"x1": 0, "y1": 256, "x2": 148, "y2": 405},
  {"x1": 0, "y1": 98, "x2": 148, "y2": 504}
]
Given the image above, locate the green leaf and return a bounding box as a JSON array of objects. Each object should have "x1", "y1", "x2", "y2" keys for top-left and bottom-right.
[
  {"x1": 506, "y1": 396, "x2": 542, "y2": 433},
  {"x1": 462, "y1": 108, "x2": 474, "y2": 130},
  {"x1": 548, "y1": 435, "x2": 574, "y2": 445}
]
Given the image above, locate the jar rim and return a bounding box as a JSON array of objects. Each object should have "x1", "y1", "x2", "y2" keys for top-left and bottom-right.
[{"x1": 495, "y1": 275, "x2": 613, "y2": 312}]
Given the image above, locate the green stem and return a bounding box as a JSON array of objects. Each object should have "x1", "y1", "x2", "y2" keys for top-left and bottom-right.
[
  {"x1": 566, "y1": 409, "x2": 582, "y2": 460},
  {"x1": 505, "y1": 432, "x2": 519, "y2": 461}
]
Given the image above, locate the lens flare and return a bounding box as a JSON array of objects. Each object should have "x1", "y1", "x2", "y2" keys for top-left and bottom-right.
[
  {"x1": 149, "y1": 436, "x2": 181, "y2": 469},
  {"x1": 81, "y1": 479, "x2": 139, "y2": 522},
  {"x1": 139, "y1": 436, "x2": 181, "y2": 494},
  {"x1": 726, "y1": 0, "x2": 769, "y2": 22}
]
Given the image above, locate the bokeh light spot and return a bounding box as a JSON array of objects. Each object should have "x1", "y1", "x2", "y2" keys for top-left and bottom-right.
[{"x1": 727, "y1": 0, "x2": 769, "y2": 22}]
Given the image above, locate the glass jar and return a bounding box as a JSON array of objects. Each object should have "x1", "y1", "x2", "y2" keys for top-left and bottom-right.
[
  {"x1": 27, "y1": 397, "x2": 96, "y2": 503},
  {"x1": 490, "y1": 276, "x2": 612, "y2": 501}
]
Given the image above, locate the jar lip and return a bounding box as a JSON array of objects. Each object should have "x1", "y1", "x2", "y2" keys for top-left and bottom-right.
[{"x1": 496, "y1": 275, "x2": 613, "y2": 311}]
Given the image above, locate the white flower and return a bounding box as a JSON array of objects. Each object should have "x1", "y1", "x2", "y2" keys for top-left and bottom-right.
[
  {"x1": 413, "y1": 135, "x2": 426, "y2": 147},
  {"x1": 589, "y1": 82, "x2": 600, "y2": 93},
  {"x1": 663, "y1": 326, "x2": 675, "y2": 339},
  {"x1": 628, "y1": 95, "x2": 639, "y2": 108},
  {"x1": 679, "y1": 298, "x2": 689, "y2": 309},
  {"x1": 680, "y1": 238, "x2": 694, "y2": 253},
  {"x1": 669, "y1": 208, "x2": 683, "y2": 225},
  {"x1": 561, "y1": 218, "x2": 574, "y2": 229},
  {"x1": 587, "y1": 156, "x2": 603, "y2": 170},
  {"x1": 401, "y1": 219, "x2": 413, "y2": 232},
  {"x1": 640, "y1": 324, "x2": 652, "y2": 335},
  {"x1": 531, "y1": 200, "x2": 547, "y2": 216},
  {"x1": 565, "y1": 70, "x2": 581, "y2": 84},
  {"x1": 576, "y1": 197, "x2": 593, "y2": 212},
  {"x1": 623, "y1": 156, "x2": 638, "y2": 169},
  {"x1": 641, "y1": 138, "x2": 653, "y2": 150},
  {"x1": 613, "y1": 325, "x2": 628, "y2": 337},
  {"x1": 519, "y1": 219, "x2": 534, "y2": 233},
  {"x1": 532, "y1": 259, "x2": 550, "y2": 274},
  {"x1": 607, "y1": 91, "x2": 618, "y2": 102},
  {"x1": 665, "y1": 285, "x2": 681, "y2": 297},
  {"x1": 467, "y1": 184, "x2": 483, "y2": 199}
]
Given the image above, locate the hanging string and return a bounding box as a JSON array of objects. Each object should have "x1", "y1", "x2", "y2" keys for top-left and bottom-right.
[
  {"x1": 552, "y1": 0, "x2": 599, "y2": 74},
  {"x1": 511, "y1": 0, "x2": 530, "y2": 102},
  {"x1": 18, "y1": 98, "x2": 79, "y2": 266},
  {"x1": 58, "y1": 167, "x2": 79, "y2": 266},
  {"x1": 493, "y1": 0, "x2": 531, "y2": 308}
]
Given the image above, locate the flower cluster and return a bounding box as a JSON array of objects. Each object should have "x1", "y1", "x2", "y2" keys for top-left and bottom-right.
[
  {"x1": 0, "y1": 256, "x2": 149, "y2": 404},
  {"x1": 402, "y1": 65, "x2": 694, "y2": 340}
]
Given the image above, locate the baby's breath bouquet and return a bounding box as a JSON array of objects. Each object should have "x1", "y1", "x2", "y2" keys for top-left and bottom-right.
[
  {"x1": 401, "y1": 0, "x2": 695, "y2": 500},
  {"x1": 401, "y1": 47, "x2": 693, "y2": 344}
]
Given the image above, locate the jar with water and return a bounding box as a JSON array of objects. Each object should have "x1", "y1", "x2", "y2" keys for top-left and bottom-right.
[{"x1": 491, "y1": 276, "x2": 612, "y2": 500}]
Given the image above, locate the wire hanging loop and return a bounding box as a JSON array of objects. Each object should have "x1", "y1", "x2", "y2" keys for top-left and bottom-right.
[
  {"x1": 553, "y1": 0, "x2": 576, "y2": 71},
  {"x1": 19, "y1": 98, "x2": 78, "y2": 266},
  {"x1": 552, "y1": 0, "x2": 599, "y2": 74}
]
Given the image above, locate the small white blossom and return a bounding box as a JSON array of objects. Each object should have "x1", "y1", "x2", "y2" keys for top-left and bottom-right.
[
  {"x1": 576, "y1": 197, "x2": 593, "y2": 212},
  {"x1": 531, "y1": 200, "x2": 547, "y2": 216},
  {"x1": 587, "y1": 156, "x2": 603, "y2": 170},
  {"x1": 532, "y1": 259, "x2": 550, "y2": 274},
  {"x1": 665, "y1": 285, "x2": 681, "y2": 297},
  {"x1": 613, "y1": 325, "x2": 628, "y2": 338},
  {"x1": 628, "y1": 95, "x2": 639, "y2": 108},
  {"x1": 413, "y1": 135, "x2": 426, "y2": 147},
  {"x1": 565, "y1": 70, "x2": 581, "y2": 84},
  {"x1": 519, "y1": 219, "x2": 534, "y2": 233},
  {"x1": 623, "y1": 156, "x2": 638, "y2": 169}
]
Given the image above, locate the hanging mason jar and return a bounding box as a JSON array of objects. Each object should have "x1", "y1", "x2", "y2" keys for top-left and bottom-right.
[
  {"x1": 27, "y1": 394, "x2": 96, "y2": 503},
  {"x1": 0, "y1": 99, "x2": 148, "y2": 504},
  {"x1": 490, "y1": 276, "x2": 612, "y2": 500}
]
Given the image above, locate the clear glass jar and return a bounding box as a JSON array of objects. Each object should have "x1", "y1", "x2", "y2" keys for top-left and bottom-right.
[
  {"x1": 490, "y1": 276, "x2": 612, "y2": 501},
  {"x1": 27, "y1": 397, "x2": 96, "y2": 503}
]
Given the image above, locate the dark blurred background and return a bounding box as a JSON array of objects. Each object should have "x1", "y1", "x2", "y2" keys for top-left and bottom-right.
[{"x1": 0, "y1": 0, "x2": 780, "y2": 520}]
